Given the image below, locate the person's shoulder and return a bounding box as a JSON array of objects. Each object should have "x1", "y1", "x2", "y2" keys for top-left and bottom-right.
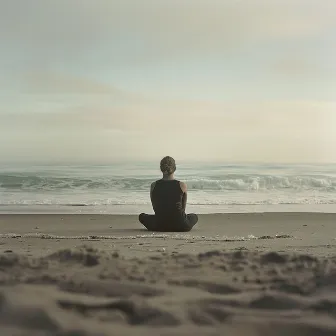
[
  {"x1": 150, "y1": 181, "x2": 157, "y2": 191},
  {"x1": 179, "y1": 181, "x2": 187, "y2": 193}
]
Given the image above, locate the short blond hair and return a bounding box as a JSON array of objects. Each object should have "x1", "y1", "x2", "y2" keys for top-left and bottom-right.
[{"x1": 160, "y1": 156, "x2": 176, "y2": 175}]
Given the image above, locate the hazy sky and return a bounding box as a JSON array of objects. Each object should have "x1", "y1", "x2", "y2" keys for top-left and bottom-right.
[{"x1": 1, "y1": 0, "x2": 335, "y2": 164}]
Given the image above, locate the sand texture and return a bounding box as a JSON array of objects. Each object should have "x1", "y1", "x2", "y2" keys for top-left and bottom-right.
[{"x1": 0, "y1": 213, "x2": 335, "y2": 335}]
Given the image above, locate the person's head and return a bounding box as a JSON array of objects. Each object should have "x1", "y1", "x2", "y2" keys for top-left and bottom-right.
[{"x1": 160, "y1": 156, "x2": 176, "y2": 176}]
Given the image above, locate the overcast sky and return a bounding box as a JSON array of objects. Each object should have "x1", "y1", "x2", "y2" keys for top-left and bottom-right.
[{"x1": 0, "y1": 0, "x2": 335, "y2": 164}]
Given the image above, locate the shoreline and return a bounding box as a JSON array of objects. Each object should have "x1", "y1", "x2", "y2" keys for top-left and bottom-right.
[
  {"x1": 1, "y1": 203, "x2": 336, "y2": 215},
  {"x1": 1, "y1": 211, "x2": 336, "y2": 216}
]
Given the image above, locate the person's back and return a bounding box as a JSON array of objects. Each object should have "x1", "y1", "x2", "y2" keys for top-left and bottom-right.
[
  {"x1": 151, "y1": 179, "x2": 184, "y2": 229},
  {"x1": 139, "y1": 156, "x2": 198, "y2": 232}
]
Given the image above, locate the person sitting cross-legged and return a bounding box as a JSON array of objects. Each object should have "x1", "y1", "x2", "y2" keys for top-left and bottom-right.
[{"x1": 139, "y1": 156, "x2": 198, "y2": 232}]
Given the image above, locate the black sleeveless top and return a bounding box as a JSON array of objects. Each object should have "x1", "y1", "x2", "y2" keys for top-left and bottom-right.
[{"x1": 151, "y1": 179, "x2": 185, "y2": 225}]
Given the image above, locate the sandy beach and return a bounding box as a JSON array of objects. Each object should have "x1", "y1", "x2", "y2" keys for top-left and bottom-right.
[
  {"x1": 0, "y1": 213, "x2": 335, "y2": 258},
  {"x1": 1, "y1": 0, "x2": 336, "y2": 333},
  {"x1": 0, "y1": 213, "x2": 335, "y2": 335}
]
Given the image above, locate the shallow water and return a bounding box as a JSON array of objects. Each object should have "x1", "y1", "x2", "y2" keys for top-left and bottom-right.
[{"x1": 0, "y1": 162, "x2": 335, "y2": 214}]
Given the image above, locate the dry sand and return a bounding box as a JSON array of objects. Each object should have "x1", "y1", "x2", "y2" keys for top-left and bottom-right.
[{"x1": 0, "y1": 213, "x2": 335, "y2": 335}]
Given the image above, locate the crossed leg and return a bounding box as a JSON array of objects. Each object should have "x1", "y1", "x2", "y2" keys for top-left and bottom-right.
[
  {"x1": 138, "y1": 213, "x2": 157, "y2": 231},
  {"x1": 139, "y1": 213, "x2": 198, "y2": 232}
]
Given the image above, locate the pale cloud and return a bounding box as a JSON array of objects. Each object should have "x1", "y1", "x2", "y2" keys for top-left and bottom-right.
[
  {"x1": 0, "y1": 1, "x2": 335, "y2": 164},
  {"x1": 1, "y1": 0, "x2": 335, "y2": 67},
  {"x1": 271, "y1": 59, "x2": 320, "y2": 79},
  {"x1": 22, "y1": 72, "x2": 126, "y2": 95},
  {"x1": 1, "y1": 0, "x2": 334, "y2": 100},
  {"x1": 1, "y1": 97, "x2": 334, "y2": 163},
  {"x1": 18, "y1": 72, "x2": 147, "y2": 105}
]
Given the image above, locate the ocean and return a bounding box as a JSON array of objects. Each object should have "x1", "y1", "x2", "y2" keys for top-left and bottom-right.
[{"x1": 0, "y1": 163, "x2": 335, "y2": 214}]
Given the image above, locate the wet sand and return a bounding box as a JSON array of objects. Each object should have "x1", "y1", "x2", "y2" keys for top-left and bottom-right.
[
  {"x1": 0, "y1": 213, "x2": 335, "y2": 335},
  {"x1": 0, "y1": 213, "x2": 335, "y2": 258}
]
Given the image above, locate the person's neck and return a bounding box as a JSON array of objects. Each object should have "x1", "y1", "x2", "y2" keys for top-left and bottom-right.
[{"x1": 162, "y1": 173, "x2": 174, "y2": 180}]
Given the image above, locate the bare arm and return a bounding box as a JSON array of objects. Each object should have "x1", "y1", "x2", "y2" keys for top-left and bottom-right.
[
  {"x1": 150, "y1": 181, "x2": 156, "y2": 211},
  {"x1": 180, "y1": 181, "x2": 187, "y2": 212}
]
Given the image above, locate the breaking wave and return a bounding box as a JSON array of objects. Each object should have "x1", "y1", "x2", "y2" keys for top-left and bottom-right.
[
  {"x1": 0, "y1": 173, "x2": 336, "y2": 192},
  {"x1": 1, "y1": 164, "x2": 335, "y2": 207}
]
